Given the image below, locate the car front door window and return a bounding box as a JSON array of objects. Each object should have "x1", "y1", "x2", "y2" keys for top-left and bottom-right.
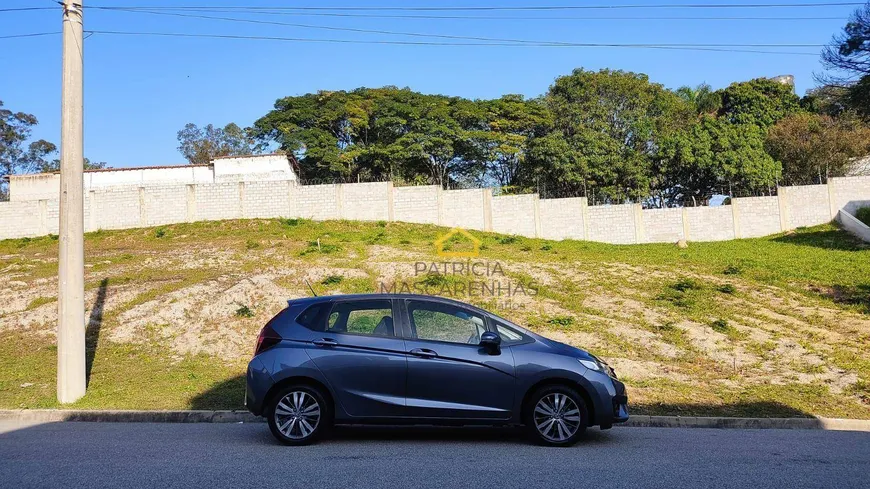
[{"x1": 406, "y1": 300, "x2": 486, "y2": 345}]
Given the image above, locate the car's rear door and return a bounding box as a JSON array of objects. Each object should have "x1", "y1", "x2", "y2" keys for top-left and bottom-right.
[
  {"x1": 302, "y1": 298, "x2": 407, "y2": 418},
  {"x1": 399, "y1": 298, "x2": 516, "y2": 420}
]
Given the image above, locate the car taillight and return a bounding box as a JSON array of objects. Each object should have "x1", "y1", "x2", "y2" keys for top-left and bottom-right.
[{"x1": 254, "y1": 323, "x2": 281, "y2": 356}]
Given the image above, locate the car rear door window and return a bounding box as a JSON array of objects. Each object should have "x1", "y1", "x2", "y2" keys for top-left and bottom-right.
[
  {"x1": 406, "y1": 300, "x2": 486, "y2": 345},
  {"x1": 326, "y1": 300, "x2": 395, "y2": 337}
]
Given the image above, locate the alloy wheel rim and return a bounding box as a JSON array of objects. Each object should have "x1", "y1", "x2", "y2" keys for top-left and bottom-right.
[
  {"x1": 274, "y1": 391, "x2": 321, "y2": 440},
  {"x1": 533, "y1": 393, "x2": 581, "y2": 442}
]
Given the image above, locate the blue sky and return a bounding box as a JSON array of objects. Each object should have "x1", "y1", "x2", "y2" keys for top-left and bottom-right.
[{"x1": 0, "y1": 0, "x2": 860, "y2": 168}]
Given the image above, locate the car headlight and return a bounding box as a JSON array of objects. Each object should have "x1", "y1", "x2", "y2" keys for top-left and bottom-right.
[{"x1": 578, "y1": 359, "x2": 600, "y2": 371}]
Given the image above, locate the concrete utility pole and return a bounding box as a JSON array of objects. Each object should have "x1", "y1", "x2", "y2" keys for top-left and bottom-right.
[{"x1": 57, "y1": 0, "x2": 86, "y2": 404}]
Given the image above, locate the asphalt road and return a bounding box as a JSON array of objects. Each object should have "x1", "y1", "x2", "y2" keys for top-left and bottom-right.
[{"x1": 1, "y1": 420, "x2": 869, "y2": 489}]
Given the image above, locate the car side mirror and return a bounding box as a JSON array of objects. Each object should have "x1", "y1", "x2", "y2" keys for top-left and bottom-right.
[{"x1": 479, "y1": 331, "x2": 502, "y2": 354}]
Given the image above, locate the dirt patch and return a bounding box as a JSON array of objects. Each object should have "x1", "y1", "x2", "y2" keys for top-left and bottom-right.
[{"x1": 112, "y1": 274, "x2": 296, "y2": 360}]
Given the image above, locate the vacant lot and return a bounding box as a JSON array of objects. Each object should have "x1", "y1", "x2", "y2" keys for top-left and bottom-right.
[{"x1": 1, "y1": 218, "x2": 869, "y2": 418}]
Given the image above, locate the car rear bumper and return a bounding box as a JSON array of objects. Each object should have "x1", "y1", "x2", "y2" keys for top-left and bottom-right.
[{"x1": 245, "y1": 356, "x2": 272, "y2": 417}]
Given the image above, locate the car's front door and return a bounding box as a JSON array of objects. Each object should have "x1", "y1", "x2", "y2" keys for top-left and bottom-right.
[
  {"x1": 400, "y1": 299, "x2": 516, "y2": 420},
  {"x1": 303, "y1": 299, "x2": 407, "y2": 418}
]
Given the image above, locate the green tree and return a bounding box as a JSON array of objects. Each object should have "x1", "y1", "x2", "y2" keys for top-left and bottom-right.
[
  {"x1": 177, "y1": 122, "x2": 260, "y2": 166},
  {"x1": 1, "y1": 100, "x2": 55, "y2": 198},
  {"x1": 36, "y1": 157, "x2": 108, "y2": 173},
  {"x1": 524, "y1": 68, "x2": 691, "y2": 201},
  {"x1": 463, "y1": 95, "x2": 552, "y2": 188},
  {"x1": 766, "y1": 112, "x2": 870, "y2": 184},
  {"x1": 676, "y1": 83, "x2": 722, "y2": 115},
  {"x1": 801, "y1": 84, "x2": 851, "y2": 117},
  {"x1": 1, "y1": 100, "x2": 107, "y2": 200},
  {"x1": 254, "y1": 87, "x2": 480, "y2": 186},
  {"x1": 657, "y1": 116, "x2": 780, "y2": 206},
  {"x1": 718, "y1": 78, "x2": 802, "y2": 128}
]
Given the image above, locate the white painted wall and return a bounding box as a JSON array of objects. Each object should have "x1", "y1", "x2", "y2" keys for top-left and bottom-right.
[{"x1": 9, "y1": 154, "x2": 296, "y2": 202}]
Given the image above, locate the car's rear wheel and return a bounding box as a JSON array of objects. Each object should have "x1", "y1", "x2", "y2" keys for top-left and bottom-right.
[
  {"x1": 524, "y1": 385, "x2": 588, "y2": 446},
  {"x1": 267, "y1": 385, "x2": 331, "y2": 446}
]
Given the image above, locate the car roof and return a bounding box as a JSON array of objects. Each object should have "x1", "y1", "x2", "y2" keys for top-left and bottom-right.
[{"x1": 289, "y1": 293, "x2": 493, "y2": 316}]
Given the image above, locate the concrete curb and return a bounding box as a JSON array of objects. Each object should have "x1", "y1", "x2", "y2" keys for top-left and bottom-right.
[
  {"x1": 2, "y1": 410, "x2": 870, "y2": 431},
  {"x1": 0, "y1": 410, "x2": 262, "y2": 424},
  {"x1": 621, "y1": 415, "x2": 870, "y2": 431}
]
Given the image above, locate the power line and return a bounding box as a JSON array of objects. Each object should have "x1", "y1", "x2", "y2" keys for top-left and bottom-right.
[
  {"x1": 0, "y1": 32, "x2": 60, "y2": 39},
  {"x1": 0, "y1": 7, "x2": 55, "y2": 12},
  {"x1": 90, "y1": 2, "x2": 865, "y2": 11},
  {"x1": 95, "y1": 8, "x2": 827, "y2": 48},
  {"x1": 83, "y1": 30, "x2": 821, "y2": 55},
  {"x1": 89, "y1": 7, "x2": 845, "y2": 21}
]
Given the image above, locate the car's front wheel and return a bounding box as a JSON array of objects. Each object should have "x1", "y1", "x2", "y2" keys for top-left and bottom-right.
[
  {"x1": 524, "y1": 385, "x2": 588, "y2": 446},
  {"x1": 267, "y1": 385, "x2": 331, "y2": 446}
]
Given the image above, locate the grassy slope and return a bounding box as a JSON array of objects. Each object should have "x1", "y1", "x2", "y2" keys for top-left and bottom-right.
[{"x1": 0, "y1": 218, "x2": 868, "y2": 417}]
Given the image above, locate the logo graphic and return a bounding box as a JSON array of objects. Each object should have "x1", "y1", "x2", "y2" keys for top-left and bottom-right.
[{"x1": 434, "y1": 228, "x2": 482, "y2": 258}]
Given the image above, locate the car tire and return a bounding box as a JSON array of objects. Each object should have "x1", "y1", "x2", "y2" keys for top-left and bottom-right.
[
  {"x1": 267, "y1": 384, "x2": 332, "y2": 446},
  {"x1": 523, "y1": 385, "x2": 588, "y2": 447}
]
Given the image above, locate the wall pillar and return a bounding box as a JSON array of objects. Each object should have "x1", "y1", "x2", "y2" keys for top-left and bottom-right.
[
  {"x1": 138, "y1": 187, "x2": 146, "y2": 226},
  {"x1": 387, "y1": 182, "x2": 395, "y2": 222},
  {"x1": 580, "y1": 197, "x2": 590, "y2": 241},
  {"x1": 827, "y1": 178, "x2": 838, "y2": 220},
  {"x1": 777, "y1": 186, "x2": 791, "y2": 231},
  {"x1": 288, "y1": 180, "x2": 297, "y2": 218},
  {"x1": 87, "y1": 190, "x2": 96, "y2": 231},
  {"x1": 186, "y1": 184, "x2": 196, "y2": 222},
  {"x1": 482, "y1": 189, "x2": 493, "y2": 232},
  {"x1": 335, "y1": 184, "x2": 344, "y2": 220},
  {"x1": 238, "y1": 182, "x2": 246, "y2": 219},
  {"x1": 533, "y1": 195, "x2": 542, "y2": 238},
  {"x1": 436, "y1": 186, "x2": 444, "y2": 226},
  {"x1": 681, "y1": 207, "x2": 690, "y2": 241},
  {"x1": 633, "y1": 204, "x2": 645, "y2": 244},
  {"x1": 38, "y1": 200, "x2": 48, "y2": 236},
  {"x1": 731, "y1": 198, "x2": 742, "y2": 239}
]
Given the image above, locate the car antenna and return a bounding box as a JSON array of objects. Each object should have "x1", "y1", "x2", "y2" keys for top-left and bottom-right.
[{"x1": 304, "y1": 279, "x2": 318, "y2": 297}]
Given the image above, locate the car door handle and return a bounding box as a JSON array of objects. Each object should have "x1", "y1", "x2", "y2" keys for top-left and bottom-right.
[
  {"x1": 313, "y1": 338, "x2": 338, "y2": 347},
  {"x1": 409, "y1": 348, "x2": 438, "y2": 358}
]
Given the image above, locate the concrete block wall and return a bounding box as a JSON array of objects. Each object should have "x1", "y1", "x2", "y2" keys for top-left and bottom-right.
[
  {"x1": 243, "y1": 181, "x2": 291, "y2": 220},
  {"x1": 88, "y1": 187, "x2": 141, "y2": 231},
  {"x1": 393, "y1": 185, "x2": 439, "y2": 225},
  {"x1": 4, "y1": 176, "x2": 870, "y2": 244},
  {"x1": 491, "y1": 194, "x2": 538, "y2": 237},
  {"x1": 734, "y1": 196, "x2": 780, "y2": 238},
  {"x1": 642, "y1": 208, "x2": 685, "y2": 243},
  {"x1": 587, "y1": 204, "x2": 636, "y2": 244},
  {"x1": 0, "y1": 201, "x2": 42, "y2": 238},
  {"x1": 340, "y1": 182, "x2": 391, "y2": 221},
  {"x1": 195, "y1": 183, "x2": 242, "y2": 222},
  {"x1": 784, "y1": 185, "x2": 832, "y2": 229},
  {"x1": 830, "y1": 176, "x2": 870, "y2": 217},
  {"x1": 441, "y1": 189, "x2": 487, "y2": 231},
  {"x1": 538, "y1": 197, "x2": 586, "y2": 240},
  {"x1": 686, "y1": 206, "x2": 735, "y2": 241},
  {"x1": 143, "y1": 185, "x2": 188, "y2": 227},
  {"x1": 294, "y1": 184, "x2": 340, "y2": 221}
]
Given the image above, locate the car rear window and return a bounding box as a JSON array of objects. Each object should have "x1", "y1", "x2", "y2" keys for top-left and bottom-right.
[{"x1": 296, "y1": 302, "x2": 329, "y2": 330}]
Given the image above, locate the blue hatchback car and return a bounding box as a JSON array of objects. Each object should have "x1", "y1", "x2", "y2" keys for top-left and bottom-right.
[{"x1": 246, "y1": 294, "x2": 628, "y2": 446}]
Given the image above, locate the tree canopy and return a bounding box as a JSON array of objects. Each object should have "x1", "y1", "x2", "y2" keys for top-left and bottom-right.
[
  {"x1": 1, "y1": 99, "x2": 106, "y2": 200},
  {"x1": 248, "y1": 67, "x2": 862, "y2": 205},
  {"x1": 177, "y1": 123, "x2": 260, "y2": 165}
]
